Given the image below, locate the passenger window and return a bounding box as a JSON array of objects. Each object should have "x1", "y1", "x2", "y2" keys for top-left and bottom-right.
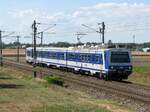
[
  {"x1": 99, "y1": 54, "x2": 103, "y2": 64},
  {"x1": 79, "y1": 54, "x2": 84, "y2": 62},
  {"x1": 87, "y1": 55, "x2": 90, "y2": 62},
  {"x1": 79, "y1": 54, "x2": 82, "y2": 61},
  {"x1": 68, "y1": 53, "x2": 75, "y2": 61},
  {"x1": 84, "y1": 55, "x2": 86, "y2": 62},
  {"x1": 81, "y1": 55, "x2": 84, "y2": 62},
  {"x1": 59, "y1": 53, "x2": 64, "y2": 60},
  {"x1": 91, "y1": 54, "x2": 100, "y2": 64},
  {"x1": 92, "y1": 54, "x2": 95, "y2": 62},
  {"x1": 46, "y1": 52, "x2": 49, "y2": 58},
  {"x1": 49, "y1": 52, "x2": 56, "y2": 59},
  {"x1": 95, "y1": 55, "x2": 99, "y2": 63},
  {"x1": 27, "y1": 51, "x2": 30, "y2": 56}
]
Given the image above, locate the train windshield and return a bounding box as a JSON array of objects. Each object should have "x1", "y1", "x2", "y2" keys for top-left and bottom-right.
[{"x1": 111, "y1": 52, "x2": 130, "y2": 63}]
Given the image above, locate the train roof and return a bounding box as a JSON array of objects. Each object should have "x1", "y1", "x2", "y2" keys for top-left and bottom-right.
[{"x1": 26, "y1": 47, "x2": 130, "y2": 53}]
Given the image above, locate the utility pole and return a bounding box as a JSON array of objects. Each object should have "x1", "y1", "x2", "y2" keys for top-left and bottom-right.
[
  {"x1": 82, "y1": 22, "x2": 105, "y2": 44},
  {"x1": 98, "y1": 22, "x2": 105, "y2": 44},
  {"x1": 133, "y1": 34, "x2": 135, "y2": 44},
  {"x1": 75, "y1": 32, "x2": 87, "y2": 45},
  {"x1": 32, "y1": 20, "x2": 37, "y2": 78},
  {"x1": 40, "y1": 32, "x2": 43, "y2": 46},
  {"x1": 0, "y1": 31, "x2": 15, "y2": 66},
  {"x1": 102, "y1": 22, "x2": 105, "y2": 44},
  {"x1": 0, "y1": 31, "x2": 3, "y2": 66},
  {"x1": 6, "y1": 35, "x2": 21, "y2": 62},
  {"x1": 98, "y1": 26, "x2": 102, "y2": 45},
  {"x1": 17, "y1": 36, "x2": 20, "y2": 62},
  {"x1": 37, "y1": 24, "x2": 56, "y2": 46},
  {"x1": 133, "y1": 34, "x2": 137, "y2": 51}
]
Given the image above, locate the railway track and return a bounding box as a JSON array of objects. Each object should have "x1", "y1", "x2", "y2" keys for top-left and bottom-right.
[{"x1": 2, "y1": 59, "x2": 150, "y2": 106}]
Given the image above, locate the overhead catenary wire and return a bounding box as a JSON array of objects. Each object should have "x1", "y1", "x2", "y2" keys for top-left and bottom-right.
[
  {"x1": 2, "y1": 15, "x2": 150, "y2": 45},
  {"x1": 82, "y1": 22, "x2": 105, "y2": 44}
]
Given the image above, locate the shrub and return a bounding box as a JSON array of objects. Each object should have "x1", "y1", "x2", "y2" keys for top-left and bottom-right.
[{"x1": 44, "y1": 75, "x2": 64, "y2": 86}]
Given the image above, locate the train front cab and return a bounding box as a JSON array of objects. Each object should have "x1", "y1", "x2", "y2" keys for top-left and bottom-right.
[
  {"x1": 104, "y1": 49, "x2": 132, "y2": 80},
  {"x1": 26, "y1": 48, "x2": 34, "y2": 64}
]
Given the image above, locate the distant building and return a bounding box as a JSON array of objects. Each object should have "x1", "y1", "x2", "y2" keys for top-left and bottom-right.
[{"x1": 142, "y1": 48, "x2": 150, "y2": 52}]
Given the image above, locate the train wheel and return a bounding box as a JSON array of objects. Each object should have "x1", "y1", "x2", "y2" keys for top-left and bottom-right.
[
  {"x1": 104, "y1": 74, "x2": 109, "y2": 81},
  {"x1": 99, "y1": 73, "x2": 103, "y2": 79},
  {"x1": 73, "y1": 70, "x2": 79, "y2": 74},
  {"x1": 117, "y1": 78, "x2": 122, "y2": 81}
]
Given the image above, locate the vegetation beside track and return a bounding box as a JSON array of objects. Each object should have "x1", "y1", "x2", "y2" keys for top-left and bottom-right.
[
  {"x1": 128, "y1": 66, "x2": 150, "y2": 86},
  {"x1": 0, "y1": 67, "x2": 132, "y2": 112},
  {"x1": 44, "y1": 75, "x2": 64, "y2": 86},
  {"x1": 133, "y1": 66, "x2": 150, "y2": 74}
]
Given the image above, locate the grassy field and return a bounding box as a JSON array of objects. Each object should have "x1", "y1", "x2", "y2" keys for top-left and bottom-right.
[
  {"x1": 3, "y1": 57, "x2": 26, "y2": 63},
  {"x1": 128, "y1": 66, "x2": 150, "y2": 86},
  {"x1": 0, "y1": 67, "x2": 132, "y2": 112},
  {"x1": 133, "y1": 66, "x2": 150, "y2": 74},
  {"x1": 2, "y1": 49, "x2": 25, "y2": 55},
  {"x1": 132, "y1": 56, "x2": 150, "y2": 67}
]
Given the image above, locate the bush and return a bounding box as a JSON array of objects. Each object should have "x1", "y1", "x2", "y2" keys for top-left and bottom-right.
[{"x1": 44, "y1": 75, "x2": 64, "y2": 86}]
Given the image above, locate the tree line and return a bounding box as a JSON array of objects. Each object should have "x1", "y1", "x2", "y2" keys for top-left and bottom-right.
[{"x1": 2, "y1": 41, "x2": 150, "y2": 51}]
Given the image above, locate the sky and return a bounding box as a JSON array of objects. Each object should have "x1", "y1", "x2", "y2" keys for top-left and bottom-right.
[{"x1": 1, "y1": 0, "x2": 150, "y2": 44}]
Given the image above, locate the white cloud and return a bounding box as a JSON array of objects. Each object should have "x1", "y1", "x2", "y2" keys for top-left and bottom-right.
[
  {"x1": 72, "y1": 11, "x2": 82, "y2": 18},
  {"x1": 71, "y1": 3, "x2": 150, "y2": 29},
  {"x1": 3, "y1": 2, "x2": 150, "y2": 43},
  {"x1": 94, "y1": 2, "x2": 120, "y2": 9},
  {"x1": 71, "y1": 2, "x2": 150, "y2": 43},
  {"x1": 74, "y1": 2, "x2": 150, "y2": 18}
]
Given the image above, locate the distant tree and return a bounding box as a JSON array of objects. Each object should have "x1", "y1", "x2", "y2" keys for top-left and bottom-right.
[
  {"x1": 143, "y1": 42, "x2": 150, "y2": 48},
  {"x1": 108, "y1": 40, "x2": 113, "y2": 45},
  {"x1": 54, "y1": 42, "x2": 71, "y2": 47},
  {"x1": 107, "y1": 40, "x2": 115, "y2": 48},
  {"x1": 13, "y1": 41, "x2": 21, "y2": 46},
  {"x1": 25, "y1": 43, "x2": 32, "y2": 48}
]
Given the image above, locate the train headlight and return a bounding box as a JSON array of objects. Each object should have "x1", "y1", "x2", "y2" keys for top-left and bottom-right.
[
  {"x1": 110, "y1": 66, "x2": 114, "y2": 69},
  {"x1": 128, "y1": 66, "x2": 132, "y2": 70}
]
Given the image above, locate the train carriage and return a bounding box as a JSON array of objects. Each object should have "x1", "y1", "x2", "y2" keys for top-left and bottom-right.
[{"x1": 26, "y1": 47, "x2": 132, "y2": 80}]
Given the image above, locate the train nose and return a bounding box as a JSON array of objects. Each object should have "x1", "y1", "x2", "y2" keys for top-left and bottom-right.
[{"x1": 109, "y1": 66, "x2": 132, "y2": 70}]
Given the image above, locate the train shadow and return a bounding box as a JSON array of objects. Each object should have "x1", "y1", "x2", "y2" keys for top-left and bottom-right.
[
  {"x1": 0, "y1": 76, "x2": 24, "y2": 89},
  {"x1": 113, "y1": 80, "x2": 133, "y2": 84},
  {"x1": 0, "y1": 76, "x2": 16, "y2": 80},
  {"x1": 0, "y1": 84, "x2": 24, "y2": 89}
]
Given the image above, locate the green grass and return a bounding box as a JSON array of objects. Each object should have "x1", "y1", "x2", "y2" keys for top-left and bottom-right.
[
  {"x1": 128, "y1": 66, "x2": 150, "y2": 86},
  {"x1": 133, "y1": 66, "x2": 150, "y2": 74},
  {"x1": 44, "y1": 75, "x2": 64, "y2": 86},
  {"x1": 0, "y1": 67, "x2": 132, "y2": 112},
  {"x1": 128, "y1": 73, "x2": 150, "y2": 86}
]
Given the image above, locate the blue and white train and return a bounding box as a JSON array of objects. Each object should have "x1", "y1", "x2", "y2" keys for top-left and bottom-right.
[{"x1": 26, "y1": 47, "x2": 132, "y2": 80}]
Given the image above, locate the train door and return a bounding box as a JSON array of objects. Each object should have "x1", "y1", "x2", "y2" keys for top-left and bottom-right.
[
  {"x1": 104, "y1": 51, "x2": 109, "y2": 70},
  {"x1": 65, "y1": 50, "x2": 68, "y2": 68}
]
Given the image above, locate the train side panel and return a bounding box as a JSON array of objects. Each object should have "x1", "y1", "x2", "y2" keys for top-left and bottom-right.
[{"x1": 26, "y1": 47, "x2": 133, "y2": 80}]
